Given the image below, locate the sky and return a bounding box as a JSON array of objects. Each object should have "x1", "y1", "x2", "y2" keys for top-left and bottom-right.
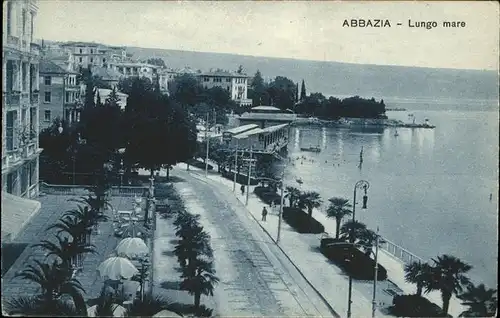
[{"x1": 36, "y1": 0, "x2": 499, "y2": 71}]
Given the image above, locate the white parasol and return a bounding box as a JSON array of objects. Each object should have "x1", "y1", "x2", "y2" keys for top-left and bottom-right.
[
  {"x1": 97, "y1": 256, "x2": 139, "y2": 280},
  {"x1": 152, "y1": 309, "x2": 183, "y2": 317},
  {"x1": 115, "y1": 237, "x2": 149, "y2": 259},
  {"x1": 87, "y1": 304, "x2": 127, "y2": 317}
]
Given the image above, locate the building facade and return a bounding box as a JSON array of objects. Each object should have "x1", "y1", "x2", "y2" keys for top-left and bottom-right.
[
  {"x1": 2, "y1": 0, "x2": 42, "y2": 199},
  {"x1": 198, "y1": 71, "x2": 252, "y2": 106},
  {"x1": 39, "y1": 59, "x2": 80, "y2": 130}
]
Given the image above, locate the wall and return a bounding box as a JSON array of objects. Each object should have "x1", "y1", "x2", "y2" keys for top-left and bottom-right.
[{"x1": 39, "y1": 74, "x2": 64, "y2": 129}]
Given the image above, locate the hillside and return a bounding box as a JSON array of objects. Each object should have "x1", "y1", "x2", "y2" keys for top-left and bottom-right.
[
  {"x1": 126, "y1": 46, "x2": 498, "y2": 110},
  {"x1": 44, "y1": 40, "x2": 498, "y2": 110}
]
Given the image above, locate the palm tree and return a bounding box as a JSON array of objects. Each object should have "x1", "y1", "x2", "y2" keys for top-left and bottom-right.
[
  {"x1": 339, "y1": 220, "x2": 376, "y2": 254},
  {"x1": 32, "y1": 234, "x2": 96, "y2": 271},
  {"x1": 285, "y1": 186, "x2": 301, "y2": 207},
  {"x1": 69, "y1": 194, "x2": 112, "y2": 219},
  {"x1": 13, "y1": 259, "x2": 86, "y2": 315},
  {"x1": 458, "y1": 283, "x2": 497, "y2": 317},
  {"x1": 47, "y1": 215, "x2": 90, "y2": 248},
  {"x1": 174, "y1": 223, "x2": 213, "y2": 269},
  {"x1": 326, "y1": 197, "x2": 352, "y2": 239},
  {"x1": 298, "y1": 191, "x2": 322, "y2": 221},
  {"x1": 126, "y1": 294, "x2": 183, "y2": 317},
  {"x1": 4, "y1": 296, "x2": 82, "y2": 316},
  {"x1": 426, "y1": 254, "x2": 473, "y2": 316},
  {"x1": 404, "y1": 261, "x2": 433, "y2": 296},
  {"x1": 180, "y1": 257, "x2": 220, "y2": 308}
]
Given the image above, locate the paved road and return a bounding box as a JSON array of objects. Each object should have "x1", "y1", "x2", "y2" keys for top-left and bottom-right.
[{"x1": 173, "y1": 170, "x2": 334, "y2": 317}]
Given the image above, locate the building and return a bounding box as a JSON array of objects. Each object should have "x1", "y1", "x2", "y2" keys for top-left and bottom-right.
[
  {"x1": 39, "y1": 59, "x2": 80, "y2": 129},
  {"x1": 223, "y1": 123, "x2": 290, "y2": 154},
  {"x1": 107, "y1": 61, "x2": 159, "y2": 82},
  {"x1": 92, "y1": 66, "x2": 122, "y2": 89},
  {"x1": 95, "y1": 88, "x2": 128, "y2": 110},
  {"x1": 2, "y1": 0, "x2": 43, "y2": 242},
  {"x1": 59, "y1": 41, "x2": 107, "y2": 69},
  {"x1": 238, "y1": 106, "x2": 297, "y2": 128},
  {"x1": 198, "y1": 70, "x2": 252, "y2": 106}
]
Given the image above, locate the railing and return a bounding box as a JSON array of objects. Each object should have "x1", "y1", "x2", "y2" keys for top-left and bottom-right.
[
  {"x1": 6, "y1": 91, "x2": 21, "y2": 106},
  {"x1": 380, "y1": 237, "x2": 424, "y2": 265},
  {"x1": 40, "y1": 182, "x2": 147, "y2": 197},
  {"x1": 21, "y1": 92, "x2": 30, "y2": 106}
]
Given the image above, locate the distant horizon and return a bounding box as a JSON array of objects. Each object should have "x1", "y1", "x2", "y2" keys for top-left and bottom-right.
[{"x1": 42, "y1": 38, "x2": 497, "y2": 73}]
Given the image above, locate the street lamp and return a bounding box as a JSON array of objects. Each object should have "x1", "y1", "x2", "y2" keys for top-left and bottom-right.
[
  {"x1": 347, "y1": 180, "x2": 370, "y2": 318},
  {"x1": 117, "y1": 148, "x2": 126, "y2": 188}
]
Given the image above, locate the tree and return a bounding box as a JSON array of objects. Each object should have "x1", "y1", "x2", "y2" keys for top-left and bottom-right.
[
  {"x1": 458, "y1": 283, "x2": 497, "y2": 317},
  {"x1": 285, "y1": 186, "x2": 301, "y2": 207},
  {"x1": 13, "y1": 259, "x2": 86, "y2": 315},
  {"x1": 4, "y1": 296, "x2": 82, "y2": 316},
  {"x1": 146, "y1": 57, "x2": 166, "y2": 68},
  {"x1": 170, "y1": 74, "x2": 203, "y2": 107},
  {"x1": 180, "y1": 257, "x2": 219, "y2": 308},
  {"x1": 126, "y1": 294, "x2": 183, "y2": 317},
  {"x1": 404, "y1": 261, "x2": 433, "y2": 297},
  {"x1": 300, "y1": 79, "x2": 306, "y2": 101},
  {"x1": 298, "y1": 191, "x2": 322, "y2": 221},
  {"x1": 31, "y1": 234, "x2": 96, "y2": 271},
  {"x1": 339, "y1": 220, "x2": 377, "y2": 254},
  {"x1": 105, "y1": 86, "x2": 121, "y2": 108},
  {"x1": 295, "y1": 82, "x2": 299, "y2": 102},
  {"x1": 237, "y1": 65, "x2": 244, "y2": 74},
  {"x1": 249, "y1": 70, "x2": 269, "y2": 106},
  {"x1": 267, "y1": 76, "x2": 296, "y2": 110},
  {"x1": 326, "y1": 197, "x2": 352, "y2": 239},
  {"x1": 426, "y1": 254, "x2": 473, "y2": 316}
]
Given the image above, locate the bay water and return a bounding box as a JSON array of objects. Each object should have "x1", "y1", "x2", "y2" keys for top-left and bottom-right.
[{"x1": 284, "y1": 109, "x2": 498, "y2": 286}]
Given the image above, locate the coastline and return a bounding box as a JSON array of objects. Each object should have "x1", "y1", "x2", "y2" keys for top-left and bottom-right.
[{"x1": 292, "y1": 117, "x2": 436, "y2": 129}]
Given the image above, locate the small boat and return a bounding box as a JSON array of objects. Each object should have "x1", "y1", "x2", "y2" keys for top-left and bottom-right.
[
  {"x1": 296, "y1": 178, "x2": 303, "y2": 185},
  {"x1": 300, "y1": 146, "x2": 321, "y2": 153}
]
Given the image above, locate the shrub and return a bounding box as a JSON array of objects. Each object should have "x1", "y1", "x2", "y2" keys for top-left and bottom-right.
[
  {"x1": 254, "y1": 187, "x2": 281, "y2": 205},
  {"x1": 221, "y1": 170, "x2": 259, "y2": 185},
  {"x1": 186, "y1": 159, "x2": 213, "y2": 170},
  {"x1": 320, "y1": 240, "x2": 388, "y2": 280},
  {"x1": 283, "y1": 207, "x2": 325, "y2": 234},
  {"x1": 390, "y1": 294, "x2": 450, "y2": 317}
]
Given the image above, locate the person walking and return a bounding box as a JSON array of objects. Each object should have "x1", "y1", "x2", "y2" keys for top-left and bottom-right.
[
  {"x1": 262, "y1": 207, "x2": 268, "y2": 221},
  {"x1": 240, "y1": 184, "x2": 245, "y2": 196}
]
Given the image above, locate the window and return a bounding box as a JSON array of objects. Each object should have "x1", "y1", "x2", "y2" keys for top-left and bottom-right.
[
  {"x1": 79, "y1": 57, "x2": 82, "y2": 63},
  {"x1": 44, "y1": 110, "x2": 51, "y2": 122},
  {"x1": 30, "y1": 12, "x2": 34, "y2": 41},
  {"x1": 65, "y1": 91, "x2": 70, "y2": 103},
  {"x1": 7, "y1": 2, "x2": 12, "y2": 35},
  {"x1": 30, "y1": 107, "x2": 36, "y2": 134},
  {"x1": 226, "y1": 78, "x2": 231, "y2": 82},
  {"x1": 29, "y1": 160, "x2": 36, "y2": 186},
  {"x1": 103, "y1": 58, "x2": 106, "y2": 63},
  {"x1": 79, "y1": 48, "x2": 83, "y2": 54},
  {"x1": 6, "y1": 111, "x2": 16, "y2": 151},
  {"x1": 204, "y1": 77, "x2": 209, "y2": 82},
  {"x1": 22, "y1": 9, "x2": 27, "y2": 35},
  {"x1": 90, "y1": 58, "x2": 93, "y2": 63},
  {"x1": 44, "y1": 92, "x2": 51, "y2": 103},
  {"x1": 44, "y1": 76, "x2": 51, "y2": 85},
  {"x1": 90, "y1": 49, "x2": 94, "y2": 54},
  {"x1": 21, "y1": 163, "x2": 28, "y2": 195},
  {"x1": 7, "y1": 172, "x2": 15, "y2": 194}
]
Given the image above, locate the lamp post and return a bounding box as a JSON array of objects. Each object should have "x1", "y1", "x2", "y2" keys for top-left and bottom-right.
[
  {"x1": 372, "y1": 227, "x2": 380, "y2": 318},
  {"x1": 242, "y1": 146, "x2": 255, "y2": 206},
  {"x1": 347, "y1": 180, "x2": 370, "y2": 318},
  {"x1": 205, "y1": 112, "x2": 210, "y2": 178},
  {"x1": 233, "y1": 139, "x2": 239, "y2": 192}
]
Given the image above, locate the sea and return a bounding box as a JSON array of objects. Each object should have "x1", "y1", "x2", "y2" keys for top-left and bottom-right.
[{"x1": 283, "y1": 100, "x2": 498, "y2": 287}]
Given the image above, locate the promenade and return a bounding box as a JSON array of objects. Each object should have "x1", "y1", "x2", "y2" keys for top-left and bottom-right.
[{"x1": 178, "y1": 163, "x2": 466, "y2": 318}]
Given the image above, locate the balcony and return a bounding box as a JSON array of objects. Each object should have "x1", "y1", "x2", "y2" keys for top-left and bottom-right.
[
  {"x1": 30, "y1": 42, "x2": 41, "y2": 56},
  {"x1": 6, "y1": 91, "x2": 21, "y2": 106},
  {"x1": 21, "y1": 92, "x2": 30, "y2": 107},
  {"x1": 30, "y1": 92, "x2": 39, "y2": 104},
  {"x1": 6, "y1": 35, "x2": 20, "y2": 48}
]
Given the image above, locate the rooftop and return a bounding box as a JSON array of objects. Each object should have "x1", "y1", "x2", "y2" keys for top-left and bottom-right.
[
  {"x1": 92, "y1": 67, "x2": 122, "y2": 80},
  {"x1": 233, "y1": 127, "x2": 264, "y2": 139},
  {"x1": 251, "y1": 106, "x2": 281, "y2": 112},
  {"x1": 199, "y1": 70, "x2": 249, "y2": 78},
  {"x1": 225, "y1": 124, "x2": 259, "y2": 135},
  {"x1": 39, "y1": 59, "x2": 67, "y2": 74}
]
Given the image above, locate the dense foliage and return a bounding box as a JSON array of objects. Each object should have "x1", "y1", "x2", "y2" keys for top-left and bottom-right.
[{"x1": 247, "y1": 70, "x2": 386, "y2": 118}]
